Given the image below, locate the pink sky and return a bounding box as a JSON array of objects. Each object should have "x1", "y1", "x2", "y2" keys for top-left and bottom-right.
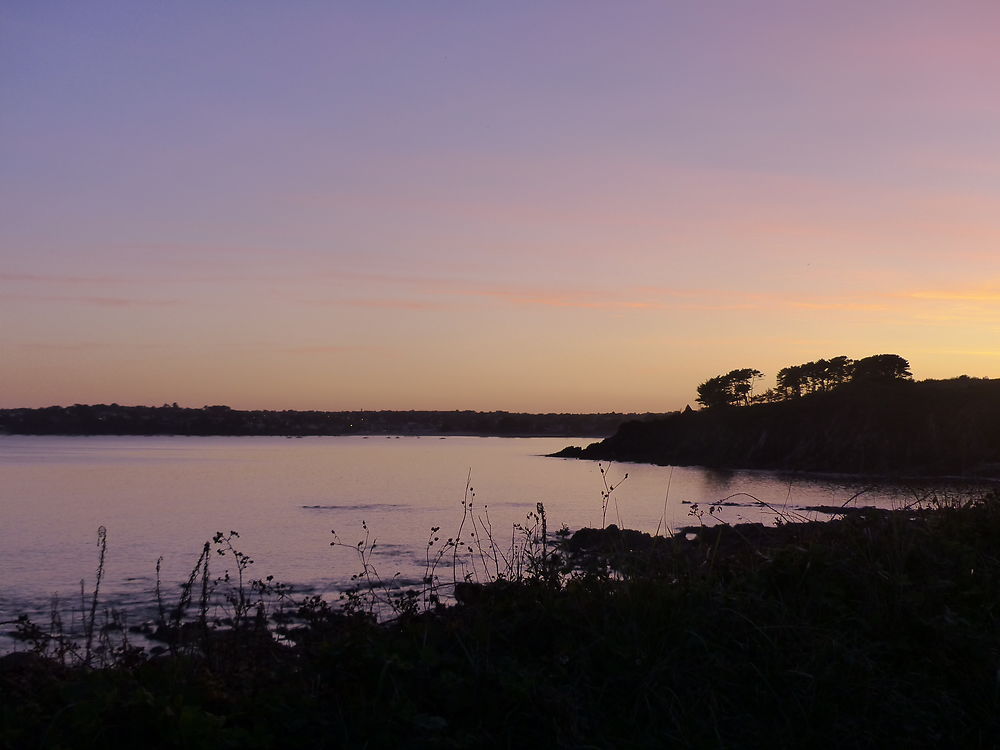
[{"x1": 3, "y1": 2, "x2": 1000, "y2": 412}]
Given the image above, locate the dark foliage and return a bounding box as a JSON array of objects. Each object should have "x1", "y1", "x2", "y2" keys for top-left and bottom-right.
[
  {"x1": 556, "y1": 377, "x2": 1000, "y2": 476},
  {"x1": 696, "y1": 368, "x2": 764, "y2": 409},
  {"x1": 0, "y1": 404, "x2": 667, "y2": 438},
  {"x1": 4, "y1": 493, "x2": 1000, "y2": 748},
  {"x1": 699, "y1": 353, "x2": 912, "y2": 409}
]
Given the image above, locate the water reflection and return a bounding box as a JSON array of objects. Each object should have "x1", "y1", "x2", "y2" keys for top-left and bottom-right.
[
  {"x1": 0, "y1": 435, "x2": 991, "y2": 635},
  {"x1": 700, "y1": 467, "x2": 738, "y2": 493}
]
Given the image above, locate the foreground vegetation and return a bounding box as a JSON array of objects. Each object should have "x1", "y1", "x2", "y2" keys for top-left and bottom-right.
[{"x1": 4, "y1": 488, "x2": 1000, "y2": 748}]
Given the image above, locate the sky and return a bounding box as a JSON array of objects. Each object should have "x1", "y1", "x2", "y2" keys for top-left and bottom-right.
[{"x1": 3, "y1": 1, "x2": 1000, "y2": 413}]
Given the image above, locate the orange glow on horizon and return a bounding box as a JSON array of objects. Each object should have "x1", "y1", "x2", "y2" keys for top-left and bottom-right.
[{"x1": 3, "y1": 3, "x2": 1000, "y2": 411}]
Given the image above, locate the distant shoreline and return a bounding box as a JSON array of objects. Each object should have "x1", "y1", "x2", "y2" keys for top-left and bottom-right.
[
  {"x1": 0, "y1": 404, "x2": 671, "y2": 439},
  {"x1": 1, "y1": 431, "x2": 613, "y2": 439}
]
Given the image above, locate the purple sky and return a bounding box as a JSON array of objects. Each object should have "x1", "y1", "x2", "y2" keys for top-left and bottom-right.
[{"x1": 3, "y1": 2, "x2": 1000, "y2": 411}]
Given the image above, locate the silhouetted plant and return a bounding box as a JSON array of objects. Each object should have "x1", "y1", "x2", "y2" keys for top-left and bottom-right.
[
  {"x1": 213, "y1": 530, "x2": 256, "y2": 628},
  {"x1": 598, "y1": 462, "x2": 628, "y2": 527},
  {"x1": 7, "y1": 488, "x2": 1000, "y2": 749},
  {"x1": 82, "y1": 525, "x2": 107, "y2": 667}
]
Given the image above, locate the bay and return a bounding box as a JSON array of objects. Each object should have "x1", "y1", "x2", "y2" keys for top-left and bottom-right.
[{"x1": 0, "y1": 434, "x2": 967, "y2": 642}]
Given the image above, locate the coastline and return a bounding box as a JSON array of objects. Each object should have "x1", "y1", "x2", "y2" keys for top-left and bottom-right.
[{"x1": 5, "y1": 491, "x2": 1000, "y2": 747}]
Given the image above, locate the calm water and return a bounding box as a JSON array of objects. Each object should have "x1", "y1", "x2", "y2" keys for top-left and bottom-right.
[{"x1": 0, "y1": 434, "x2": 966, "y2": 638}]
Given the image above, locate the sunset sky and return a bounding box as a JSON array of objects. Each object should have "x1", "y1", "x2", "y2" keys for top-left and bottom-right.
[{"x1": 3, "y1": 2, "x2": 1000, "y2": 413}]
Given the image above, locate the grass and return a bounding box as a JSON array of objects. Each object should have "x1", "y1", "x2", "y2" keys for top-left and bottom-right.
[{"x1": 4, "y1": 489, "x2": 1000, "y2": 748}]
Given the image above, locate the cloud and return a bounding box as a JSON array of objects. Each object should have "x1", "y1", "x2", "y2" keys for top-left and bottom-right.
[
  {"x1": 0, "y1": 294, "x2": 180, "y2": 307},
  {"x1": 302, "y1": 297, "x2": 449, "y2": 312},
  {"x1": 301, "y1": 272, "x2": 915, "y2": 314},
  {"x1": 916, "y1": 348, "x2": 1000, "y2": 358},
  {"x1": 907, "y1": 289, "x2": 1000, "y2": 302},
  {"x1": 785, "y1": 299, "x2": 889, "y2": 312},
  {"x1": 11, "y1": 340, "x2": 162, "y2": 351},
  {"x1": 280, "y1": 345, "x2": 369, "y2": 354},
  {"x1": 455, "y1": 283, "x2": 897, "y2": 314},
  {"x1": 0, "y1": 272, "x2": 129, "y2": 284},
  {"x1": 15, "y1": 341, "x2": 108, "y2": 351},
  {"x1": 79, "y1": 296, "x2": 179, "y2": 307}
]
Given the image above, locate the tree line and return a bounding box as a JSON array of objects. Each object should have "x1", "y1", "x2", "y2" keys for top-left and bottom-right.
[
  {"x1": 695, "y1": 354, "x2": 912, "y2": 409},
  {"x1": 0, "y1": 404, "x2": 664, "y2": 437}
]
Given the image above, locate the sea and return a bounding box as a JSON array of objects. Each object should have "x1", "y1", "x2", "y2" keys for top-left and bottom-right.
[{"x1": 0, "y1": 434, "x2": 979, "y2": 649}]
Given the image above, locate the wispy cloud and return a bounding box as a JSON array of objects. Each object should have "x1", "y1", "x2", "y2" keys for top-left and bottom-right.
[
  {"x1": 0, "y1": 272, "x2": 131, "y2": 284},
  {"x1": 280, "y1": 345, "x2": 370, "y2": 355},
  {"x1": 921, "y1": 349, "x2": 1000, "y2": 358},
  {"x1": 301, "y1": 273, "x2": 915, "y2": 314},
  {"x1": 0, "y1": 294, "x2": 179, "y2": 307},
  {"x1": 302, "y1": 297, "x2": 450, "y2": 312},
  {"x1": 79, "y1": 296, "x2": 179, "y2": 308},
  {"x1": 908, "y1": 289, "x2": 1000, "y2": 302},
  {"x1": 452, "y1": 282, "x2": 897, "y2": 314},
  {"x1": 16, "y1": 341, "x2": 108, "y2": 351},
  {"x1": 868, "y1": 284, "x2": 1000, "y2": 326},
  {"x1": 0, "y1": 269, "x2": 272, "y2": 286},
  {"x1": 785, "y1": 299, "x2": 889, "y2": 312},
  {"x1": 12, "y1": 340, "x2": 162, "y2": 351}
]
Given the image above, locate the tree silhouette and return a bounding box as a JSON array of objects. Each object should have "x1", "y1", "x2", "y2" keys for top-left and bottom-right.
[
  {"x1": 776, "y1": 364, "x2": 807, "y2": 398},
  {"x1": 777, "y1": 356, "x2": 855, "y2": 397},
  {"x1": 695, "y1": 375, "x2": 733, "y2": 409},
  {"x1": 728, "y1": 367, "x2": 764, "y2": 406},
  {"x1": 825, "y1": 355, "x2": 854, "y2": 387},
  {"x1": 698, "y1": 354, "x2": 911, "y2": 408},
  {"x1": 696, "y1": 368, "x2": 764, "y2": 409},
  {"x1": 851, "y1": 354, "x2": 912, "y2": 383}
]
